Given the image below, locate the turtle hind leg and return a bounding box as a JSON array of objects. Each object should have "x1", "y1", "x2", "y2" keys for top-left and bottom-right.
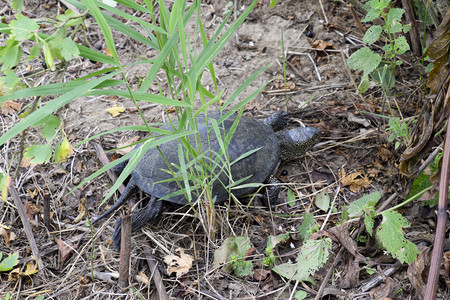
[
  {"x1": 112, "y1": 196, "x2": 164, "y2": 250},
  {"x1": 92, "y1": 178, "x2": 138, "y2": 225}
]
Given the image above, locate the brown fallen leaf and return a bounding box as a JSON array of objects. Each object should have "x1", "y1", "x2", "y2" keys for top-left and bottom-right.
[
  {"x1": 164, "y1": 248, "x2": 193, "y2": 278},
  {"x1": 56, "y1": 238, "x2": 77, "y2": 267},
  {"x1": 407, "y1": 246, "x2": 431, "y2": 298},
  {"x1": 73, "y1": 198, "x2": 87, "y2": 224},
  {"x1": 310, "y1": 39, "x2": 336, "y2": 51},
  {"x1": 339, "y1": 169, "x2": 372, "y2": 193},
  {"x1": 1, "y1": 100, "x2": 22, "y2": 115}
]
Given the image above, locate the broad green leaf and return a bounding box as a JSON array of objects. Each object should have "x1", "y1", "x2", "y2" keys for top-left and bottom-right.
[
  {"x1": 298, "y1": 213, "x2": 316, "y2": 241},
  {"x1": 394, "y1": 36, "x2": 410, "y2": 55},
  {"x1": 41, "y1": 40, "x2": 55, "y2": 71},
  {"x1": 0, "y1": 253, "x2": 19, "y2": 272},
  {"x1": 363, "y1": 25, "x2": 382, "y2": 45},
  {"x1": 286, "y1": 188, "x2": 296, "y2": 207},
  {"x1": 60, "y1": 37, "x2": 80, "y2": 60},
  {"x1": 33, "y1": 115, "x2": 61, "y2": 141},
  {"x1": 266, "y1": 233, "x2": 290, "y2": 254},
  {"x1": 294, "y1": 291, "x2": 307, "y2": 300},
  {"x1": 386, "y1": 8, "x2": 404, "y2": 24},
  {"x1": 10, "y1": 15, "x2": 39, "y2": 40},
  {"x1": 24, "y1": 145, "x2": 52, "y2": 164},
  {"x1": 0, "y1": 39, "x2": 22, "y2": 72},
  {"x1": 273, "y1": 238, "x2": 332, "y2": 283},
  {"x1": 315, "y1": 189, "x2": 330, "y2": 212},
  {"x1": 376, "y1": 211, "x2": 420, "y2": 264},
  {"x1": 11, "y1": 0, "x2": 24, "y2": 12},
  {"x1": 0, "y1": 70, "x2": 20, "y2": 89},
  {"x1": 347, "y1": 47, "x2": 382, "y2": 75},
  {"x1": 347, "y1": 191, "x2": 381, "y2": 218},
  {"x1": 213, "y1": 236, "x2": 253, "y2": 275}
]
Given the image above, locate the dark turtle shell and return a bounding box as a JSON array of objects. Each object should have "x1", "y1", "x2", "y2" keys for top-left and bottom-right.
[{"x1": 131, "y1": 112, "x2": 280, "y2": 205}]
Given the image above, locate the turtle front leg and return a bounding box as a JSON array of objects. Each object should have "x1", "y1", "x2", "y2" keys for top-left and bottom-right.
[
  {"x1": 112, "y1": 196, "x2": 165, "y2": 250},
  {"x1": 261, "y1": 175, "x2": 281, "y2": 209}
]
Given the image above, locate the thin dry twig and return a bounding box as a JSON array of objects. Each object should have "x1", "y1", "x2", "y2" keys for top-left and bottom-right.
[{"x1": 9, "y1": 184, "x2": 45, "y2": 270}]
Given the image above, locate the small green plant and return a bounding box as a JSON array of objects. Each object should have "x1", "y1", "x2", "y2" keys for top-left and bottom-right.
[
  {"x1": 263, "y1": 233, "x2": 289, "y2": 267},
  {"x1": 347, "y1": 0, "x2": 411, "y2": 93},
  {"x1": 213, "y1": 236, "x2": 254, "y2": 277},
  {"x1": 346, "y1": 191, "x2": 420, "y2": 264}
]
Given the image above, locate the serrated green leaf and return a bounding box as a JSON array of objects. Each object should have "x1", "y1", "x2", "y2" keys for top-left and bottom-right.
[
  {"x1": 272, "y1": 238, "x2": 332, "y2": 283},
  {"x1": 363, "y1": 25, "x2": 382, "y2": 45},
  {"x1": 376, "y1": 211, "x2": 420, "y2": 264},
  {"x1": 266, "y1": 233, "x2": 290, "y2": 253},
  {"x1": 364, "y1": 215, "x2": 375, "y2": 236},
  {"x1": 11, "y1": 0, "x2": 24, "y2": 12},
  {"x1": 0, "y1": 253, "x2": 19, "y2": 272},
  {"x1": 24, "y1": 144, "x2": 52, "y2": 164},
  {"x1": 298, "y1": 213, "x2": 316, "y2": 241},
  {"x1": 1, "y1": 70, "x2": 20, "y2": 89},
  {"x1": 10, "y1": 15, "x2": 39, "y2": 40},
  {"x1": 286, "y1": 188, "x2": 296, "y2": 207},
  {"x1": 294, "y1": 291, "x2": 307, "y2": 300},
  {"x1": 347, "y1": 191, "x2": 381, "y2": 218},
  {"x1": 386, "y1": 8, "x2": 404, "y2": 25},
  {"x1": 213, "y1": 236, "x2": 253, "y2": 275},
  {"x1": 394, "y1": 36, "x2": 410, "y2": 55},
  {"x1": 348, "y1": 48, "x2": 382, "y2": 74},
  {"x1": 0, "y1": 39, "x2": 22, "y2": 72},
  {"x1": 315, "y1": 189, "x2": 330, "y2": 212},
  {"x1": 60, "y1": 37, "x2": 80, "y2": 60},
  {"x1": 358, "y1": 76, "x2": 371, "y2": 93},
  {"x1": 34, "y1": 115, "x2": 61, "y2": 141}
]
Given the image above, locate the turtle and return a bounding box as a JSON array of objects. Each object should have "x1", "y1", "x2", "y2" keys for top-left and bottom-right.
[{"x1": 92, "y1": 111, "x2": 321, "y2": 249}]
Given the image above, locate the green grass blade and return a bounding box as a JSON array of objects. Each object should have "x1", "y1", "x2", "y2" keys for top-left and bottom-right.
[
  {"x1": 0, "y1": 72, "x2": 119, "y2": 147},
  {"x1": 82, "y1": 0, "x2": 118, "y2": 61}
]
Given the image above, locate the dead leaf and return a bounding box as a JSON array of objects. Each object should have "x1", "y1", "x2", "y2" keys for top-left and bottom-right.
[
  {"x1": 136, "y1": 272, "x2": 149, "y2": 285},
  {"x1": 339, "y1": 169, "x2": 372, "y2": 192},
  {"x1": 310, "y1": 40, "x2": 336, "y2": 51},
  {"x1": 8, "y1": 267, "x2": 20, "y2": 282},
  {"x1": 0, "y1": 227, "x2": 11, "y2": 245},
  {"x1": 408, "y1": 247, "x2": 431, "y2": 298},
  {"x1": 253, "y1": 269, "x2": 271, "y2": 281},
  {"x1": 164, "y1": 248, "x2": 193, "y2": 278},
  {"x1": 22, "y1": 261, "x2": 38, "y2": 276},
  {"x1": 56, "y1": 238, "x2": 76, "y2": 267},
  {"x1": 1, "y1": 100, "x2": 22, "y2": 115},
  {"x1": 107, "y1": 105, "x2": 125, "y2": 117},
  {"x1": 23, "y1": 201, "x2": 41, "y2": 221},
  {"x1": 116, "y1": 136, "x2": 140, "y2": 156},
  {"x1": 73, "y1": 198, "x2": 87, "y2": 224}
]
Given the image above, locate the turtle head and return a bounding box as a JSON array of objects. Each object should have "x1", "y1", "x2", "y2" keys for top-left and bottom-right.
[{"x1": 276, "y1": 127, "x2": 321, "y2": 161}]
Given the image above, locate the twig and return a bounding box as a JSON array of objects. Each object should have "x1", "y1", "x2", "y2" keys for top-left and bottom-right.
[
  {"x1": 401, "y1": 0, "x2": 422, "y2": 57},
  {"x1": 424, "y1": 118, "x2": 450, "y2": 300},
  {"x1": 9, "y1": 184, "x2": 44, "y2": 270},
  {"x1": 348, "y1": 4, "x2": 366, "y2": 35},
  {"x1": 93, "y1": 142, "x2": 126, "y2": 194},
  {"x1": 360, "y1": 262, "x2": 402, "y2": 292},
  {"x1": 144, "y1": 244, "x2": 169, "y2": 300},
  {"x1": 318, "y1": 0, "x2": 329, "y2": 24},
  {"x1": 119, "y1": 213, "x2": 132, "y2": 289}
]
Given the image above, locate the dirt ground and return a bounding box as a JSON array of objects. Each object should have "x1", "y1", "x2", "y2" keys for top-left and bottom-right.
[{"x1": 1, "y1": 0, "x2": 449, "y2": 299}]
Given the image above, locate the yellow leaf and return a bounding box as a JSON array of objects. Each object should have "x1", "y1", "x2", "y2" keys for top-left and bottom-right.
[
  {"x1": 164, "y1": 248, "x2": 193, "y2": 278},
  {"x1": 21, "y1": 261, "x2": 38, "y2": 276},
  {"x1": 54, "y1": 136, "x2": 74, "y2": 163},
  {"x1": 107, "y1": 105, "x2": 125, "y2": 117}
]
